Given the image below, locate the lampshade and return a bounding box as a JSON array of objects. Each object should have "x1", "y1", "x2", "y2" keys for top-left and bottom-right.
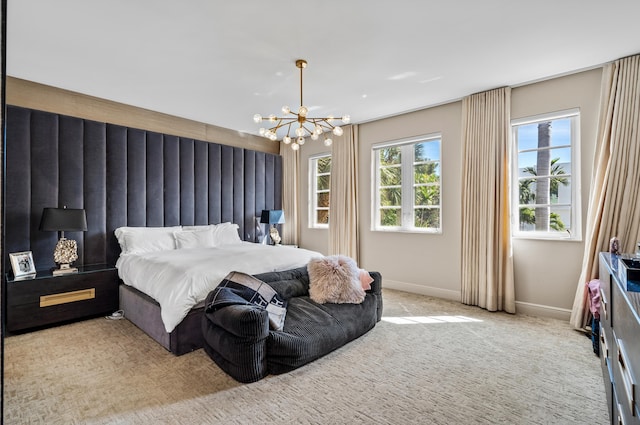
[
  {"x1": 39, "y1": 207, "x2": 88, "y2": 232},
  {"x1": 260, "y1": 209, "x2": 285, "y2": 225}
]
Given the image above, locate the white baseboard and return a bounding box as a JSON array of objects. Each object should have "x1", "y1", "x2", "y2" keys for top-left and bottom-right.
[
  {"x1": 383, "y1": 280, "x2": 572, "y2": 321},
  {"x1": 514, "y1": 301, "x2": 571, "y2": 321},
  {"x1": 382, "y1": 279, "x2": 461, "y2": 302}
]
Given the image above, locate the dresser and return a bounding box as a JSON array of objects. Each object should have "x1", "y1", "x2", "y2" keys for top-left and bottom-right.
[{"x1": 599, "y1": 252, "x2": 640, "y2": 425}]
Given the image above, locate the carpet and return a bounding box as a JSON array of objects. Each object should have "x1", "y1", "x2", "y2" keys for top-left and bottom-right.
[{"x1": 3, "y1": 289, "x2": 608, "y2": 424}]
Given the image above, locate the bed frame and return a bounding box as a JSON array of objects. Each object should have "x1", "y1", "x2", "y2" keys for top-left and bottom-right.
[
  {"x1": 119, "y1": 284, "x2": 205, "y2": 355},
  {"x1": 5, "y1": 105, "x2": 283, "y2": 355}
]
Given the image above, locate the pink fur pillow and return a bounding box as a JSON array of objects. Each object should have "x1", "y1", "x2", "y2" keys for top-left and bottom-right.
[{"x1": 307, "y1": 255, "x2": 366, "y2": 304}]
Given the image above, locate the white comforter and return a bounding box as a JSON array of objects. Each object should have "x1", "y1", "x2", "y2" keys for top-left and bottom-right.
[{"x1": 116, "y1": 242, "x2": 322, "y2": 332}]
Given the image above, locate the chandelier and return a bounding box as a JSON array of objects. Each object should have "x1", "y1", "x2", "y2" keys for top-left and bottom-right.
[{"x1": 253, "y1": 59, "x2": 350, "y2": 150}]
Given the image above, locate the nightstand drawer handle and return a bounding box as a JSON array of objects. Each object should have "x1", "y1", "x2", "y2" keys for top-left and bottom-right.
[
  {"x1": 40, "y1": 288, "x2": 96, "y2": 307},
  {"x1": 617, "y1": 339, "x2": 637, "y2": 417}
]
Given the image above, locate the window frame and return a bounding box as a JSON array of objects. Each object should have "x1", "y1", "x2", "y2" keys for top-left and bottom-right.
[
  {"x1": 510, "y1": 108, "x2": 581, "y2": 241},
  {"x1": 371, "y1": 133, "x2": 442, "y2": 234},
  {"x1": 308, "y1": 152, "x2": 331, "y2": 229}
]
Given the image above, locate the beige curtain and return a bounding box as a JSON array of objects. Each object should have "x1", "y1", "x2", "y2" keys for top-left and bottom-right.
[
  {"x1": 461, "y1": 87, "x2": 516, "y2": 313},
  {"x1": 328, "y1": 125, "x2": 359, "y2": 262},
  {"x1": 570, "y1": 55, "x2": 640, "y2": 329},
  {"x1": 279, "y1": 143, "x2": 299, "y2": 245}
]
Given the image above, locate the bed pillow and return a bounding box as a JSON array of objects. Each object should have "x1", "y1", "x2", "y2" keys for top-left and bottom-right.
[
  {"x1": 182, "y1": 224, "x2": 216, "y2": 231},
  {"x1": 115, "y1": 226, "x2": 181, "y2": 254},
  {"x1": 307, "y1": 255, "x2": 366, "y2": 304},
  {"x1": 174, "y1": 228, "x2": 215, "y2": 249},
  {"x1": 212, "y1": 222, "x2": 242, "y2": 245}
]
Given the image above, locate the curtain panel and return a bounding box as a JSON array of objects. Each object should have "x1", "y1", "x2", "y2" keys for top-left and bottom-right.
[
  {"x1": 570, "y1": 54, "x2": 640, "y2": 329},
  {"x1": 328, "y1": 125, "x2": 360, "y2": 262},
  {"x1": 460, "y1": 87, "x2": 516, "y2": 313},
  {"x1": 280, "y1": 144, "x2": 299, "y2": 246}
]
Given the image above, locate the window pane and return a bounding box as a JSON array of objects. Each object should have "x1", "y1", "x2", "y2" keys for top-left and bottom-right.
[
  {"x1": 317, "y1": 192, "x2": 330, "y2": 208},
  {"x1": 380, "y1": 208, "x2": 401, "y2": 226},
  {"x1": 414, "y1": 163, "x2": 440, "y2": 183},
  {"x1": 317, "y1": 157, "x2": 331, "y2": 173},
  {"x1": 317, "y1": 210, "x2": 329, "y2": 225},
  {"x1": 550, "y1": 205, "x2": 571, "y2": 232},
  {"x1": 518, "y1": 175, "x2": 571, "y2": 206},
  {"x1": 415, "y1": 141, "x2": 440, "y2": 162},
  {"x1": 379, "y1": 147, "x2": 401, "y2": 166},
  {"x1": 415, "y1": 185, "x2": 440, "y2": 206},
  {"x1": 518, "y1": 206, "x2": 571, "y2": 232},
  {"x1": 380, "y1": 188, "x2": 401, "y2": 207},
  {"x1": 317, "y1": 174, "x2": 330, "y2": 191},
  {"x1": 381, "y1": 166, "x2": 401, "y2": 186},
  {"x1": 415, "y1": 208, "x2": 440, "y2": 228}
]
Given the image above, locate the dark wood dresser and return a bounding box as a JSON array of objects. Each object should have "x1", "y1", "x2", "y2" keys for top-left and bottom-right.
[
  {"x1": 6, "y1": 264, "x2": 119, "y2": 333},
  {"x1": 599, "y1": 252, "x2": 640, "y2": 425}
]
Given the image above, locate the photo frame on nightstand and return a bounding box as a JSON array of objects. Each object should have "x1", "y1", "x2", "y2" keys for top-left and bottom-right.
[{"x1": 9, "y1": 251, "x2": 37, "y2": 279}]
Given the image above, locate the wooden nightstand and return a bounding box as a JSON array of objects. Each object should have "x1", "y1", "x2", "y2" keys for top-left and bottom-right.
[{"x1": 6, "y1": 264, "x2": 119, "y2": 333}]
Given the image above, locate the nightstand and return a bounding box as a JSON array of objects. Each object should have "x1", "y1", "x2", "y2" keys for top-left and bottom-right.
[{"x1": 6, "y1": 264, "x2": 119, "y2": 333}]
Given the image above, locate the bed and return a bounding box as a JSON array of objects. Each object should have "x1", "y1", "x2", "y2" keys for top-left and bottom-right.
[{"x1": 115, "y1": 223, "x2": 322, "y2": 355}]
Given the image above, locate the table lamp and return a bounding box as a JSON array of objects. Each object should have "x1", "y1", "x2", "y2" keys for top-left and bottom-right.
[
  {"x1": 39, "y1": 206, "x2": 88, "y2": 275},
  {"x1": 260, "y1": 209, "x2": 285, "y2": 245}
]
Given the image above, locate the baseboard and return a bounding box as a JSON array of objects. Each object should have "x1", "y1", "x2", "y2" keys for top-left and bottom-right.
[
  {"x1": 514, "y1": 301, "x2": 571, "y2": 321},
  {"x1": 383, "y1": 279, "x2": 572, "y2": 321},
  {"x1": 382, "y1": 279, "x2": 461, "y2": 302}
]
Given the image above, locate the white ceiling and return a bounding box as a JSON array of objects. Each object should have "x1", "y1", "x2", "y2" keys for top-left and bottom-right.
[{"x1": 7, "y1": 0, "x2": 640, "y2": 138}]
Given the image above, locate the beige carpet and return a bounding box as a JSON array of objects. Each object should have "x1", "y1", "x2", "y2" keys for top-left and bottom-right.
[{"x1": 4, "y1": 289, "x2": 608, "y2": 424}]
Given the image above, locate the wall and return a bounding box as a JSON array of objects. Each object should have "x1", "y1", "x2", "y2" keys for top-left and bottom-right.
[{"x1": 298, "y1": 67, "x2": 603, "y2": 319}]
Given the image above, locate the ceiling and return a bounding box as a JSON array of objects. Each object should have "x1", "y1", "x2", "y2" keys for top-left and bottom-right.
[{"x1": 7, "y1": 0, "x2": 640, "y2": 139}]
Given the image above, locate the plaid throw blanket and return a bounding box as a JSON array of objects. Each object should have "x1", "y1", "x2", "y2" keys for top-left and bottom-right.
[{"x1": 205, "y1": 271, "x2": 287, "y2": 331}]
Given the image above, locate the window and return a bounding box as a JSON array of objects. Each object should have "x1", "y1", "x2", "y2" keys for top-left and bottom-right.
[
  {"x1": 309, "y1": 154, "x2": 331, "y2": 228},
  {"x1": 373, "y1": 134, "x2": 441, "y2": 232},
  {"x1": 511, "y1": 109, "x2": 581, "y2": 240}
]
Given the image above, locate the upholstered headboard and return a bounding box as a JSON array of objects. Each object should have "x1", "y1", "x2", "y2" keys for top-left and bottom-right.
[{"x1": 5, "y1": 105, "x2": 282, "y2": 270}]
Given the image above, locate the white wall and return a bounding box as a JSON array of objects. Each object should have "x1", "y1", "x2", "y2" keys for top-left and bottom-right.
[{"x1": 298, "y1": 67, "x2": 603, "y2": 319}]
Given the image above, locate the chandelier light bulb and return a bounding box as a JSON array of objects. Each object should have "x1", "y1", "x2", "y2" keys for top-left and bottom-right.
[
  {"x1": 326, "y1": 115, "x2": 334, "y2": 122},
  {"x1": 324, "y1": 138, "x2": 333, "y2": 147},
  {"x1": 253, "y1": 114, "x2": 263, "y2": 123},
  {"x1": 332, "y1": 126, "x2": 343, "y2": 136},
  {"x1": 268, "y1": 114, "x2": 277, "y2": 122},
  {"x1": 295, "y1": 127, "x2": 305, "y2": 137},
  {"x1": 283, "y1": 135, "x2": 292, "y2": 144},
  {"x1": 314, "y1": 125, "x2": 323, "y2": 135},
  {"x1": 342, "y1": 115, "x2": 351, "y2": 124},
  {"x1": 282, "y1": 106, "x2": 290, "y2": 114},
  {"x1": 292, "y1": 143, "x2": 300, "y2": 151},
  {"x1": 310, "y1": 133, "x2": 319, "y2": 140},
  {"x1": 297, "y1": 136, "x2": 305, "y2": 145},
  {"x1": 298, "y1": 106, "x2": 308, "y2": 117},
  {"x1": 259, "y1": 128, "x2": 266, "y2": 136}
]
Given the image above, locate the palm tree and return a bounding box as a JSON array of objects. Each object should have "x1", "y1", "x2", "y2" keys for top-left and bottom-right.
[{"x1": 519, "y1": 156, "x2": 569, "y2": 231}]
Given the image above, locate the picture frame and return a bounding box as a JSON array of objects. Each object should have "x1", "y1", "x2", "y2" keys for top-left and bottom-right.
[{"x1": 9, "y1": 251, "x2": 37, "y2": 279}]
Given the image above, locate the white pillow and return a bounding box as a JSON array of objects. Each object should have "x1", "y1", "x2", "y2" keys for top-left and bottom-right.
[
  {"x1": 182, "y1": 224, "x2": 216, "y2": 231},
  {"x1": 174, "y1": 228, "x2": 215, "y2": 249},
  {"x1": 212, "y1": 223, "x2": 242, "y2": 245},
  {"x1": 115, "y1": 226, "x2": 181, "y2": 254}
]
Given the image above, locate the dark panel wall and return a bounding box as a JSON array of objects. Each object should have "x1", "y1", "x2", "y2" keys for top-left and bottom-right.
[{"x1": 5, "y1": 106, "x2": 282, "y2": 271}]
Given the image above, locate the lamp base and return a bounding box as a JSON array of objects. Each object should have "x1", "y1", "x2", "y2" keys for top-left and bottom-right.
[
  {"x1": 269, "y1": 226, "x2": 282, "y2": 246},
  {"x1": 52, "y1": 264, "x2": 78, "y2": 276}
]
